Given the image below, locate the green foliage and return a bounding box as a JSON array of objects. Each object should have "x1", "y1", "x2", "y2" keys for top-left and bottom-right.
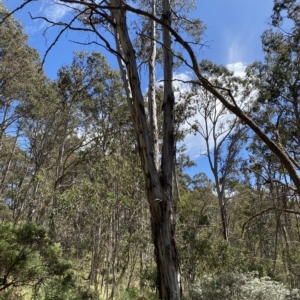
[
  {"x1": 115, "y1": 286, "x2": 159, "y2": 300},
  {"x1": 0, "y1": 1, "x2": 43, "y2": 102},
  {"x1": 42, "y1": 275, "x2": 98, "y2": 300},
  {"x1": 193, "y1": 272, "x2": 300, "y2": 300},
  {"x1": 201, "y1": 239, "x2": 247, "y2": 272},
  {"x1": 140, "y1": 265, "x2": 157, "y2": 290},
  {"x1": 0, "y1": 223, "x2": 48, "y2": 291},
  {"x1": 0, "y1": 222, "x2": 75, "y2": 299}
]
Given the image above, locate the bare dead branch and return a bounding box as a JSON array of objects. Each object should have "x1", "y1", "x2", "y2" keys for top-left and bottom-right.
[{"x1": 29, "y1": 10, "x2": 88, "y2": 68}]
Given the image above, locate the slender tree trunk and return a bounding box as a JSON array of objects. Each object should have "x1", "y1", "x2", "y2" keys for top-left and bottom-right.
[
  {"x1": 126, "y1": 247, "x2": 138, "y2": 290},
  {"x1": 0, "y1": 104, "x2": 11, "y2": 150},
  {"x1": 13, "y1": 164, "x2": 31, "y2": 223},
  {"x1": 220, "y1": 199, "x2": 229, "y2": 242},
  {"x1": 110, "y1": 0, "x2": 181, "y2": 298},
  {"x1": 0, "y1": 126, "x2": 20, "y2": 195},
  {"x1": 155, "y1": 0, "x2": 181, "y2": 298},
  {"x1": 207, "y1": 139, "x2": 229, "y2": 242},
  {"x1": 90, "y1": 221, "x2": 102, "y2": 291},
  {"x1": 148, "y1": 0, "x2": 159, "y2": 170},
  {"x1": 106, "y1": 214, "x2": 113, "y2": 300}
]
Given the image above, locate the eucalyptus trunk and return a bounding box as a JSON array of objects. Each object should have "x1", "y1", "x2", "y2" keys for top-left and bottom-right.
[
  {"x1": 110, "y1": 0, "x2": 181, "y2": 298},
  {"x1": 148, "y1": 0, "x2": 159, "y2": 170}
]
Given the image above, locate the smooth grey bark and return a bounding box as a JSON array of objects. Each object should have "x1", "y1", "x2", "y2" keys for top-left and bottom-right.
[{"x1": 148, "y1": 0, "x2": 159, "y2": 170}]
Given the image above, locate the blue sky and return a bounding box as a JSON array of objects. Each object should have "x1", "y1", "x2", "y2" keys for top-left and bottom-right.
[
  {"x1": 3, "y1": 0, "x2": 274, "y2": 178},
  {"x1": 3, "y1": 0, "x2": 274, "y2": 76}
]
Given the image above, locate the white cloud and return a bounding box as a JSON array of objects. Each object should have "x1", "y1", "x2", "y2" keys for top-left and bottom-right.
[
  {"x1": 174, "y1": 67, "x2": 249, "y2": 160},
  {"x1": 182, "y1": 130, "x2": 205, "y2": 159},
  {"x1": 26, "y1": 0, "x2": 81, "y2": 33},
  {"x1": 44, "y1": 2, "x2": 71, "y2": 22},
  {"x1": 173, "y1": 72, "x2": 193, "y2": 92},
  {"x1": 173, "y1": 72, "x2": 208, "y2": 159},
  {"x1": 227, "y1": 62, "x2": 247, "y2": 78},
  {"x1": 172, "y1": 72, "x2": 206, "y2": 158}
]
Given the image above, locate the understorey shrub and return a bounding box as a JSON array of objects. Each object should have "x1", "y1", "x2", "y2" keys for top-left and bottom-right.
[{"x1": 190, "y1": 272, "x2": 300, "y2": 300}]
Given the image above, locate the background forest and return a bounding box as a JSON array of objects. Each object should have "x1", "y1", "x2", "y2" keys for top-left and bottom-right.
[{"x1": 1, "y1": 0, "x2": 300, "y2": 299}]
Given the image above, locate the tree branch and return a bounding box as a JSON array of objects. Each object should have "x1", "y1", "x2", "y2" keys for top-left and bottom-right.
[{"x1": 242, "y1": 206, "x2": 300, "y2": 237}]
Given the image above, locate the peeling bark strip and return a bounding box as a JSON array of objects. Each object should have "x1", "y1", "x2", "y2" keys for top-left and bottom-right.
[{"x1": 110, "y1": 0, "x2": 181, "y2": 299}]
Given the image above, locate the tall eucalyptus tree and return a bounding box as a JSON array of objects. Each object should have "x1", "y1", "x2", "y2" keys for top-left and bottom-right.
[
  {"x1": 0, "y1": 2, "x2": 43, "y2": 204},
  {"x1": 189, "y1": 61, "x2": 248, "y2": 242}
]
